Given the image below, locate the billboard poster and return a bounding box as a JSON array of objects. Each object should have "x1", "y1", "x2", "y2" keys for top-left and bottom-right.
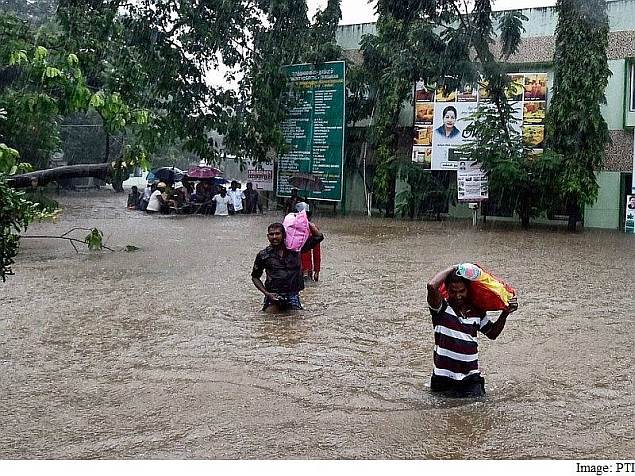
[
  {"x1": 277, "y1": 61, "x2": 345, "y2": 201},
  {"x1": 413, "y1": 73, "x2": 549, "y2": 170},
  {"x1": 626, "y1": 195, "x2": 635, "y2": 233},
  {"x1": 457, "y1": 160, "x2": 488, "y2": 202},
  {"x1": 632, "y1": 130, "x2": 635, "y2": 194},
  {"x1": 246, "y1": 161, "x2": 273, "y2": 191}
]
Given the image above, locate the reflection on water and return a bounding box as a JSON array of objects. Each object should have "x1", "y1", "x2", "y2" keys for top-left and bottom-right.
[
  {"x1": 0, "y1": 191, "x2": 633, "y2": 459},
  {"x1": 257, "y1": 313, "x2": 310, "y2": 347}
]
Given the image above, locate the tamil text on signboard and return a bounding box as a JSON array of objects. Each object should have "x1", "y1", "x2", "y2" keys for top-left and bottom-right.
[
  {"x1": 277, "y1": 61, "x2": 345, "y2": 201},
  {"x1": 457, "y1": 160, "x2": 488, "y2": 202}
]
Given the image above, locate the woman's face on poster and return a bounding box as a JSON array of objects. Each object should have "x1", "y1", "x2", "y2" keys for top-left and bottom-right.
[{"x1": 443, "y1": 110, "x2": 456, "y2": 129}]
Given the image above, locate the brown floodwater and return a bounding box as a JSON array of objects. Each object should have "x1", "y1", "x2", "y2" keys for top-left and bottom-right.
[{"x1": 1, "y1": 191, "x2": 633, "y2": 459}]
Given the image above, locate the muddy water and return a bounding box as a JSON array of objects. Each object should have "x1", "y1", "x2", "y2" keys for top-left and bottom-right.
[{"x1": 1, "y1": 191, "x2": 633, "y2": 459}]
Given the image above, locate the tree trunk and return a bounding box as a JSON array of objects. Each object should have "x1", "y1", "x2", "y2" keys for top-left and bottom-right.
[
  {"x1": 385, "y1": 169, "x2": 396, "y2": 218},
  {"x1": 7, "y1": 164, "x2": 112, "y2": 189},
  {"x1": 521, "y1": 211, "x2": 530, "y2": 229},
  {"x1": 519, "y1": 200, "x2": 530, "y2": 229},
  {"x1": 567, "y1": 199, "x2": 579, "y2": 232},
  {"x1": 104, "y1": 130, "x2": 110, "y2": 164}
]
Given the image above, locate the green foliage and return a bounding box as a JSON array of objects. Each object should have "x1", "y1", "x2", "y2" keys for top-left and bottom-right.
[
  {"x1": 84, "y1": 228, "x2": 104, "y2": 251},
  {"x1": 56, "y1": 0, "x2": 249, "y2": 163},
  {"x1": 546, "y1": 0, "x2": 610, "y2": 229},
  {"x1": 0, "y1": 124, "x2": 61, "y2": 280},
  {"x1": 397, "y1": 164, "x2": 452, "y2": 219},
  {"x1": 0, "y1": 22, "x2": 144, "y2": 280},
  {"x1": 461, "y1": 89, "x2": 562, "y2": 228},
  {"x1": 498, "y1": 11, "x2": 528, "y2": 59},
  {"x1": 228, "y1": 0, "x2": 343, "y2": 164},
  {"x1": 0, "y1": 15, "x2": 139, "y2": 170},
  {"x1": 354, "y1": 1, "x2": 526, "y2": 217},
  {"x1": 22, "y1": 190, "x2": 59, "y2": 214},
  {"x1": 0, "y1": 0, "x2": 57, "y2": 26},
  {"x1": 0, "y1": 135, "x2": 36, "y2": 281}
]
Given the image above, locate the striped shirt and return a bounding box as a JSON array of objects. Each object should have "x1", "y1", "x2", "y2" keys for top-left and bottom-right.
[{"x1": 429, "y1": 300, "x2": 495, "y2": 381}]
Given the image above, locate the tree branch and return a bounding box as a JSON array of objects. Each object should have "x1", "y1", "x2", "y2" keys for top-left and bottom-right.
[{"x1": 21, "y1": 231, "x2": 115, "y2": 252}]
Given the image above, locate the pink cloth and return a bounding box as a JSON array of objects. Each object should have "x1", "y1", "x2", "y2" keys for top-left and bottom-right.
[{"x1": 283, "y1": 210, "x2": 310, "y2": 251}]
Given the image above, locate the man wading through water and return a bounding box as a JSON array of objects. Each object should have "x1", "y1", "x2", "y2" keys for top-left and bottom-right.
[
  {"x1": 427, "y1": 265, "x2": 518, "y2": 397},
  {"x1": 251, "y1": 222, "x2": 324, "y2": 312}
]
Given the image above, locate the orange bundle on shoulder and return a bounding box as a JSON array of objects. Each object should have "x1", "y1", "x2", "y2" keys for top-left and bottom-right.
[{"x1": 440, "y1": 263, "x2": 516, "y2": 311}]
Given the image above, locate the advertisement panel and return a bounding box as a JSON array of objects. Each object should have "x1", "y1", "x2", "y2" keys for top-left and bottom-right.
[
  {"x1": 412, "y1": 73, "x2": 548, "y2": 170},
  {"x1": 626, "y1": 195, "x2": 635, "y2": 233},
  {"x1": 246, "y1": 162, "x2": 273, "y2": 191},
  {"x1": 457, "y1": 160, "x2": 488, "y2": 202},
  {"x1": 277, "y1": 61, "x2": 345, "y2": 201}
]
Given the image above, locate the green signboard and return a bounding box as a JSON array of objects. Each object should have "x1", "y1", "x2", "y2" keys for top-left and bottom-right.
[{"x1": 277, "y1": 61, "x2": 345, "y2": 202}]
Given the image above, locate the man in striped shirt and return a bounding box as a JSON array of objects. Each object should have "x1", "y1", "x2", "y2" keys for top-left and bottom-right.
[{"x1": 426, "y1": 265, "x2": 518, "y2": 397}]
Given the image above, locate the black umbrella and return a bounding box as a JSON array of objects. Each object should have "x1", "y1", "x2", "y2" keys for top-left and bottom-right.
[
  {"x1": 147, "y1": 167, "x2": 184, "y2": 184},
  {"x1": 288, "y1": 173, "x2": 325, "y2": 193}
]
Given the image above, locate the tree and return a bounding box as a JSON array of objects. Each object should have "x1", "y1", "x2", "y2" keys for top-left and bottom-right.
[
  {"x1": 355, "y1": 1, "x2": 528, "y2": 218},
  {"x1": 461, "y1": 87, "x2": 561, "y2": 229},
  {"x1": 0, "y1": 0, "x2": 57, "y2": 26},
  {"x1": 1, "y1": 1, "x2": 343, "y2": 281},
  {"x1": 227, "y1": 0, "x2": 343, "y2": 163},
  {"x1": 397, "y1": 163, "x2": 453, "y2": 220},
  {"x1": 545, "y1": 0, "x2": 610, "y2": 232},
  {"x1": 0, "y1": 37, "x2": 145, "y2": 281}
]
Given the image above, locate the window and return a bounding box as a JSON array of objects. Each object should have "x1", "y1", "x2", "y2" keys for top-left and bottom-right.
[{"x1": 630, "y1": 62, "x2": 635, "y2": 112}]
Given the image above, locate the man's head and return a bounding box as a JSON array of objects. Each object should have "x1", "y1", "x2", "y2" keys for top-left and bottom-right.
[
  {"x1": 246, "y1": 182, "x2": 253, "y2": 190},
  {"x1": 295, "y1": 201, "x2": 312, "y2": 219},
  {"x1": 219, "y1": 188, "x2": 227, "y2": 197},
  {"x1": 131, "y1": 186, "x2": 138, "y2": 193},
  {"x1": 444, "y1": 271, "x2": 471, "y2": 308},
  {"x1": 230, "y1": 180, "x2": 238, "y2": 190},
  {"x1": 291, "y1": 188, "x2": 298, "y2": 197},
  {"x1": 267, "y1": 223, "x2": 285, "y2": 247},
  {"x1": 157, "y1": 182, "x2": 167, "y2": 190},
  {"x1": 295, "y1": 201, "x2": 309, "y2": 213}
]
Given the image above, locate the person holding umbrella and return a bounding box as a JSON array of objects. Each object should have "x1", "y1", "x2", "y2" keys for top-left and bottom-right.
[{"x1": 284, "y1": 188, "x2": 302, "y2": 214}]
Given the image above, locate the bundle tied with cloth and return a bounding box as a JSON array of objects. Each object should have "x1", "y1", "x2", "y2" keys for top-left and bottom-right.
[
  {"x1": 282, "y1": 202, "x2": 311, "y2": 251},
  {"x1": 440, "y1": 262, "x2": 516, "y2": 311}
]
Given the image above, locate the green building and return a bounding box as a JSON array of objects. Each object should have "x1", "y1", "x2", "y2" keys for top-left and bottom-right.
[{"x1": 336, "y1": 0, "x2": 635, "y2": 229}]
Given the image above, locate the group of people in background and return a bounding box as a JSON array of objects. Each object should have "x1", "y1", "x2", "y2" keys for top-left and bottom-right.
[{"x1": 127, "y1": 179, "x2": 263, "y2": 216}]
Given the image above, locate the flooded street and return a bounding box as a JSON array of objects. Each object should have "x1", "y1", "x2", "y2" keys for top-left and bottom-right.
[{"x1": 1, "y1": 191, "x2": 633, "y2": 459}]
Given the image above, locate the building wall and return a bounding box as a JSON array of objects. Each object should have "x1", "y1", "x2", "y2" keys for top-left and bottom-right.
[
  {"x1": 336, "y1": 0, "x2": 635, "y2": 228},
  {"x1": 585, "y1": 172, "x2": 622, "y2": 229}
]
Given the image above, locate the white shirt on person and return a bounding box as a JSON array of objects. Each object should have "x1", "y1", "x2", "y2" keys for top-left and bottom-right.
[
  {"x1": 147, "y1": 190, "x2": 164, "y2": 212},
  {"x1": 227, "y1": 189, "x2": 245, "y2": 212},
  {"x1": 213, "y1": 194, "x2": 231, "y2": 216}
]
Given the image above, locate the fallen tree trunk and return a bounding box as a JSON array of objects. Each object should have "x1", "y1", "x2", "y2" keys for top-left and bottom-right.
[{"x1": 7, "y1": 164, "x2": 112, "y2": 189}]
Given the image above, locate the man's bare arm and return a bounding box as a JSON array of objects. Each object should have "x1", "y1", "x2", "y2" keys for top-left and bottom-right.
[
  {"x1": 485, "y1": 296, "x2": 518, "y2": 340},
  {"x1": 426, "y1": 265, "x2": 457, "y2": 309},
  {"x1": 252, "y1": 276, "x2": 278, "y2": 301}
]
